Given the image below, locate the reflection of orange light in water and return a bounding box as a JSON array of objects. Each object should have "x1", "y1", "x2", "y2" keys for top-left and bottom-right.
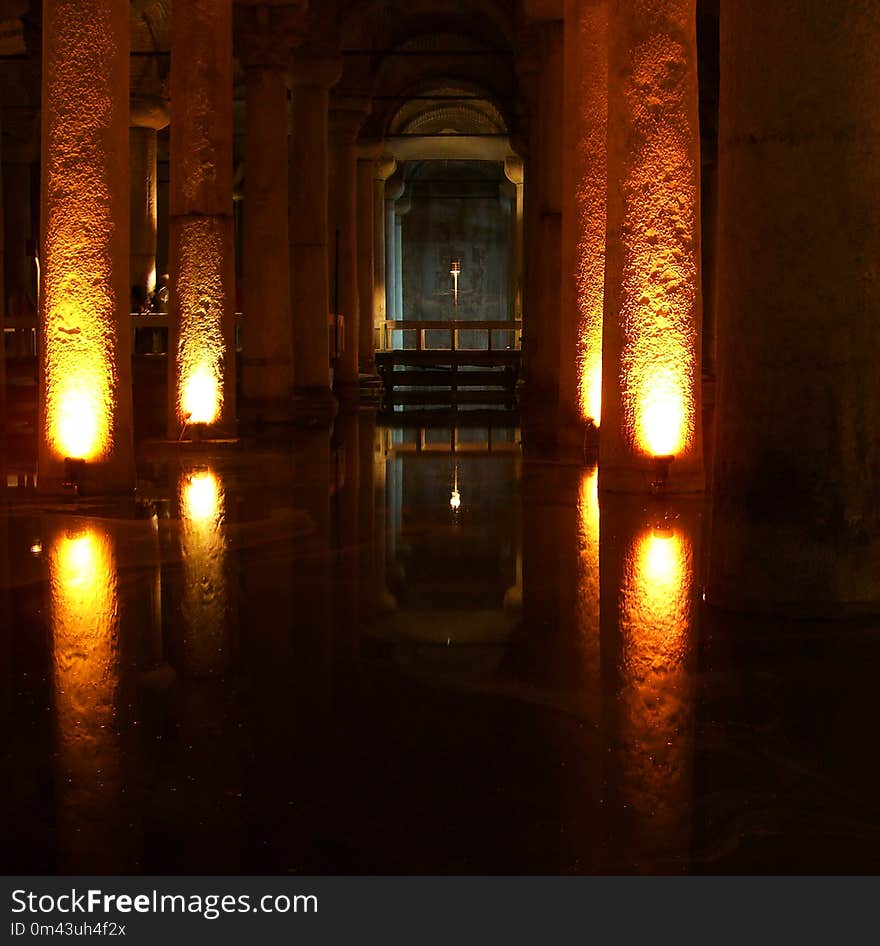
[
  {"x1": 180, "y1": 469, "x2": 227, "y2": 675},
  {"x1": 576, "y1": 467, "x2": 601, "y2": 711},
  {"x1": 617, "y1": 522, "x2": 694, "y2": 865},
  {"x1": 49, "y1": 525, "x2": 121, "y2": 866}
]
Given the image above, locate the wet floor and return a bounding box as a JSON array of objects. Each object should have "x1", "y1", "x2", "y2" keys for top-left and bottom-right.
[{"x1": 2, "y1": 415, "x2": 880, "y2": 874}]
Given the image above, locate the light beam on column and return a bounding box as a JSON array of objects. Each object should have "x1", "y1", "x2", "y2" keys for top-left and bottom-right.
[
  {"x1": 600, "y1": 0, "x2": 704, "y2": 492},
  {"x1": 39, "y1": 0, "x2": 134, "y2": 490}
]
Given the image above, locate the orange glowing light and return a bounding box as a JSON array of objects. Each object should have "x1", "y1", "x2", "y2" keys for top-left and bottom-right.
[
  {"x1": 636, "y1": 364, "x2": 688, "y2": 458},
  {"x1": 49, "y1": 524, "x2": 121, "y2": 866},
  {"x1": 181, "y1": 362, "x2": 221, "y2": 425}
]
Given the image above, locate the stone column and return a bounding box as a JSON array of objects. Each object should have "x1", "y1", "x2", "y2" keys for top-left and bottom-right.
[
  {"x1": 328, "y1": 97, "x2": 369, "y2": 393},
  {"x1": 503, "y1": 156, "x2": 524, "y2": 324},
  {"x1": 372, "y1": 156, "x2": 396, "y2": 352},
  {"x1": 521, "y1": 22, "x2": 563, "y2": 431},
  {"x1": 709, "y1": 0, "x2": 880, "y2": 614},
  {"x1": 168, "y1": 0, "x2": 236, "y2": 439},
  {"x1": 239, "y1": 6, "x2": 304, "y2": 428},
  {"x1": 39, "y1": 0, "x2": 134, "y2": 491},
  {"x1": 394, "y1": 196, "x2": 411, "y2": 324},
  {"x1": 600, "y1": 0, "x2": 703, "y2": 493},
  {"x1": 559, "y1": 0, "x2": 607, "y2": 434},
  {"x1": 356, "y1": 141, "x2": 384, "y2": 377},
  {"x1": 130, "y1": 97, "x2": 169, "y2": 304},
  {"x1": 288, "y1": 53, "x2": 340, "y2": 415},
  {"x1": 384, "y1": 173, "x2": 405, "y2": 338}
]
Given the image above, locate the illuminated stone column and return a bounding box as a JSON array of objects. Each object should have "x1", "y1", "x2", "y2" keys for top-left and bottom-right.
[
  {"x1": 600, "y1": 0, "x2": 703, "y2": 493},
  {"x1": 168, "y1": 0, "x2": 236, "y2": 439},
  {"x1": 39, "y1": 0, "x2": 134, "y2": 491},
  {"x1": 521, "y1": 22, "x2": 563, "y2": 418},
  {"x1": 289, "y1": 54, "x2": 340, "y2": 413},
  {"x1": 559, "y1": 0, "x2": 607, "y2": 433},
  {"x1": 329, "y1": 97, "x2": 370, "y2": 393},
  {"x1": 356, "y1": 142, "x2": 384, "y2": 377},
  {"x1": 709, "y1": 0, "x2": 880, "y2": 614},
  {"x1": 130, "y1": 97, "x2": 169, "y2": 303},
  {"x1": 239, "y1": 9, "x2": 303, "y2": 427},
  {"x1": 503, "y1": 156, "x2": 524, "y2": 323},
  {"x1": 372, "y1": 157, "x2": 396, "y2": 352}
]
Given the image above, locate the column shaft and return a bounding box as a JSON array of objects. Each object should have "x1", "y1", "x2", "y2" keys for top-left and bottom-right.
[
  {"x1": 709, "y1": 0, "x2": 880, "y2": 614},
  {"x1": 242, "y1": 62, "x2": 293, "y2": 423},
  {"x1": 289, "y1": 60, "x2": 337, "y2": 401},
  {"x1": 523, "y1": 23, "x2": 563, "y2": 415},
  {"x1": 559, "y1": 0, "x2": 607, "y2": 430},
  {"x1": 39, "y1": 0, "x2": 134, "y2": 491},
  {"x1": 356, "y1": 156, "x2": 376, "y2": 374},
  {"x1": 600, "y1": 0, "x2": 703, "y2": 492},
  {"x1": 168, "y1": 0, "x2": 235, "y2": 438}
]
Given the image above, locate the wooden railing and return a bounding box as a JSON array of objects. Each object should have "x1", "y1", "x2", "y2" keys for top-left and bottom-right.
[{"x1": 377, "y1": 319, "x2": 522, "y2": 353}]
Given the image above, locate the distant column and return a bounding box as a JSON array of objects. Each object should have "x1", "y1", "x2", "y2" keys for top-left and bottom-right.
[
  {"x1": 356, "y1": 141, "x2": 384, "y2": 377},
  {"x1": 288, "y1": 53, "x2": 340, "y2": 416},
  {"x1": 130, "y1": 97, "x2": 169, "y2": 304},
  {"x1": 503, "y1": 157, "x2": 524, "y2": 324},
  {"x1": 328, "y1": 97, "x2": 370, "y2": 393},
  {"x1": 372, "y1": 157, "x2": 396, "y2": 352},
  {"x1": 39, "y1": 0, "x2": 134, "y2": 491},
  {"x1": 239, "y1": 6, "x2": 304, "y2": 427}
]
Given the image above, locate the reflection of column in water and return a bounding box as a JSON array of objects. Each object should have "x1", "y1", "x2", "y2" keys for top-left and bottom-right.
[
  {"x1": 554, "y1": 465, "x2": 602, "y2": 873},
  {"x1": 333, "y1": 411, "x2": 359, "y2": 661},
  {"x1": 49, "y1": 523, "x2": 127, "y2": 871},
  {"x1": 292, "y1": 427, "x2": 333, "y2": 709},
  {"x1": 600, "y1": 496, "x2": 700, "y2": 873},
  {"x1": 179, "y1": 467, "x2": 228, "y2": 676},
  {"x1": 358, "y1": 409, "x2": 377, "y2": 623}
]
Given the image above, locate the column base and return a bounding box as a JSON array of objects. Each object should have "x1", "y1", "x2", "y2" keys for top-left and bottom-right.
[
  {"x1": 359, "y1": 372, "x2": 383, "y2": 405},
  {"x1": 292, "y1": 387, "x2": 338, "y2": 426},
  {"x1": 598, "y1": 458, "x2": 705, "y2": 495}
]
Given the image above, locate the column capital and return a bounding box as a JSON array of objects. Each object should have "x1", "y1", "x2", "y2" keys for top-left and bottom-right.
[
  {"x1": 130, "y1": 95, "x2": 169, "y2": 130},
  {"x1": 237, "y1": 2, "x2": 307, "y2": 69},
  {"x1": 374, "y1": 154, "x2": 397, "y2": 182},
  {"x1": 289, "y1": 52, "x2": 342, "y2": 90},
  {"x1": 329, "y1": 96, "x2": 371, "y2": 145},
  {"x1": 385, "y1": 172, "x2": 405, "y2": 202},
  {"x1": 504, "y1": 155, "x2": 525, "y2": 185}
]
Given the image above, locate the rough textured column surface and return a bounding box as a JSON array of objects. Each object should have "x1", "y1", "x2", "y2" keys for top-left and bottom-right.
[
  {"x1": 130, "y1": 98, "x2": 168, "y2": 302},
  {"x1": 709, "y1": 0, "x2": 880, "y2": 615},
  {"x1": 329, "y1": 99, "x2": 369, "y2": 390},
  {"x1": 289, "y1": 55, "x2": 339, "y2": 404},
  {"x1": 523, "y1": 22, "x2": 563, "y2": 417},
  {"x1": 559, "y1": 0, "x2": 607, "y2": 431},
  {"x1": 168, "y1": 0, "x2": 235, "y2": 438},
  {"x1": 600, "y1": 0, "x2": 703, "y2": 493},
  {"x1": 241, "y1": 34, "x2": 294, "y2": 425},
  {"x1": 39, "y1": 0, "x2": 134, "y2": 491}
]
